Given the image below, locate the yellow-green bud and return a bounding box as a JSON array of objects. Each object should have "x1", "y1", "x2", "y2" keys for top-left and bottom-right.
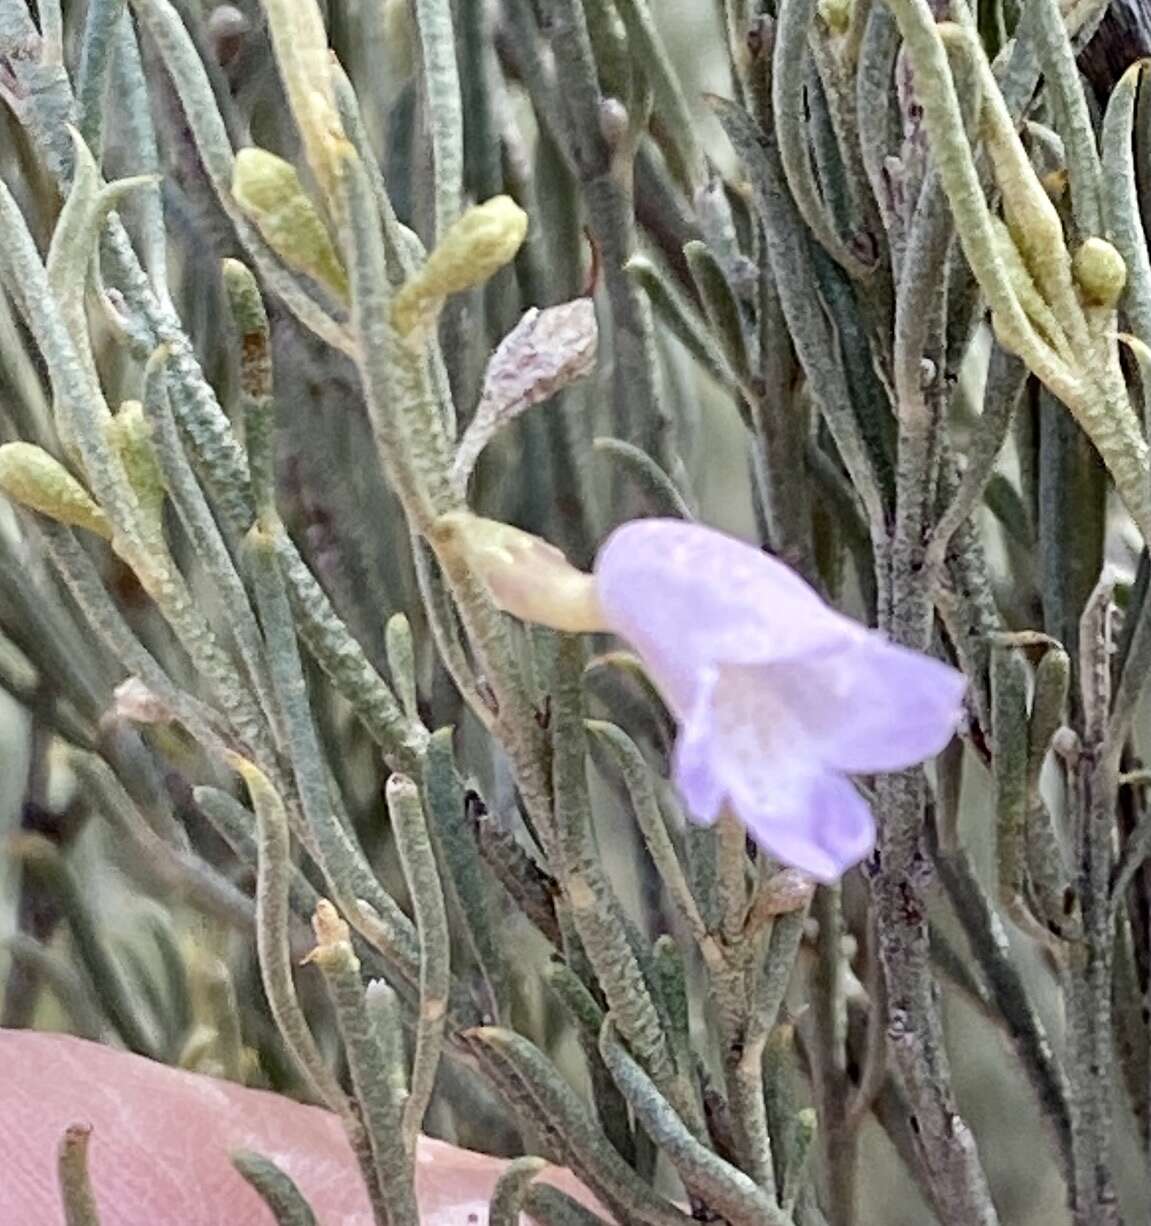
[
  {"x1": 431, "y1": 511, "x2": 605, "y2": 633},
  {"x1": 259, "y1": 0, "x2": 348, "y2": 217},
  {"x1": 818, "y1": 0, "x2": 852, "y2": 35},
  {"x1": 232, "y1": 147, "x2": 349, "y2": 301},
  {"x1": 106, "y1": 401, "x2": 166, "y2": 522},
  {"x1": 1041, "y1": 168, "x2": 1068, "y2": 203},
  {"x1": 1073, "y1": 237, "x2": 1127, "y2": 309},
  {"x1": 221, "y1": 257, "x2": 268, "y2": 339},
  {"x1": 392, "y1": 196, "x2": 529, "y2": 338},
  {"x1": 0, "y1": 442, "x2": 111, "y2": 538}
]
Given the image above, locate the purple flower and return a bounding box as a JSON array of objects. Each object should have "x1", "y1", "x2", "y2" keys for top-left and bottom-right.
[{"x1": 593, "y1": 519, "x2": 967, "y2": 882}]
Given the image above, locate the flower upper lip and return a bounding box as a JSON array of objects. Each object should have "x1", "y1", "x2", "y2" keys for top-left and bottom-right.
[{"x1": 594, "y1": 517, "x2": 863, "y2": 716}]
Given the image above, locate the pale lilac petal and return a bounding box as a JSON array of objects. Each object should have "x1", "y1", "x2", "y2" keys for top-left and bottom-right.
[
  {"x1": 672, "y1": 672, "x2": 725, "y2": 825},
  {"x1": 732, "y1": 769, "x2": 875, "y2": 882},
  {"x1": 594, "y1": 519, "x2": 858, "y2": 715},
  {"x1": 592, "y1": 517, "x2": 960, "y2": 883},
  {"x1": 692, "y1": 663, "x2": 805, "y2": 794},
  {"x1": 766, "y1": 637, "x2": 966, "y2": 773},
  {"x1": 671, "y1": 663, "x2": 875, "y2": 878}
]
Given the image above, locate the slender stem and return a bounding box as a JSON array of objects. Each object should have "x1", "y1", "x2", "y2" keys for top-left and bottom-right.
[
  {"x1": 587, "y1": 720, "x2": 717, "y2": 963},
  {"x1": 412, "y1": 0, "x2": 463, "y2": 240},
  {"x1": 245, "y1": 524, "x2": 424, "y2": 984},
  {"x1": 307, "y1": 903, "x2": 419, "y2": 1226},
  {"x1": 238, "y1": 756, "x2": 349, "y2": 1112},
  {"x1": 1063, "y1": 586, "x2": 1124, "y2": 1225},
  {"x1": 231, "y1": 1151, "x2": 319, "y2": 1226},
  {"x1": 600, "y1": 1021, "x2": 790, "y2": 1225},
  {"x1": 542, "y1": 0, "x2": 669, "y2": 469},
  {"x1": 58, "y1": 1124, "x2": 102, "y2": 1226},
  {"x1": 387, "y1": 773, "x2": 450, "y2": 1153},
  {"x1": 488, "y1": 1157, "x2": 548, "y2": 1226},
  {"x1": 933, "y1": 844, "x2": 1074, "y2": 1183},
  {"x1": 773, "y1": 0, "x2": 871, "y2": 277},
  {"x1": 1029, "y1": 0, "x2": 1104, "y2": 236},
  {"x1": 809, "y1": 886, "x2": 857, "y2": 1225},
  {"x1": 76, "y1": 0, "x2": 125, "y2": 153},
  {"x1": 869, "y1": 83, "x2": 999, "y2": 1209}
]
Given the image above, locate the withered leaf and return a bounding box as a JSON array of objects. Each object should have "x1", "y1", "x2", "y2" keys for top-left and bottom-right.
[{"x1": 452, "y1": 297, "x2": 597, "y2": 491}]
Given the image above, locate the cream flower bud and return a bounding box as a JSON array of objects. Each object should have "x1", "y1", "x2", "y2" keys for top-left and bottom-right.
[
  {"x1": 431, "y1": 511, "x2": 605, "y2": 634},
  {"x1": 818, "y1": 0, "x2": 852, "y2": 35},
  {"x1": 106, "y1": 402, "x2": 165, "y2": 522},
  {"x1": 1072, "y1": 237, "x2": 1127, "y2": 309},
  {"x1": 304, "y1": 899, "x2": 356, "y2": 969},
  {"x1": 392, "y1": 197, "x2": 529, "y2": 338},
  {"x1": 232, "y1": 147, "x2": 348, "y2": 301},
  {"x1": 0, "y1": 442, "x2": 111, "y2": 538}
]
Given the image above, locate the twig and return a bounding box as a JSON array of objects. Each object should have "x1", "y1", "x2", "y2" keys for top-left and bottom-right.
[{"x1": 58, "y1": 1124, "x2": 102, "y2": 1226}]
